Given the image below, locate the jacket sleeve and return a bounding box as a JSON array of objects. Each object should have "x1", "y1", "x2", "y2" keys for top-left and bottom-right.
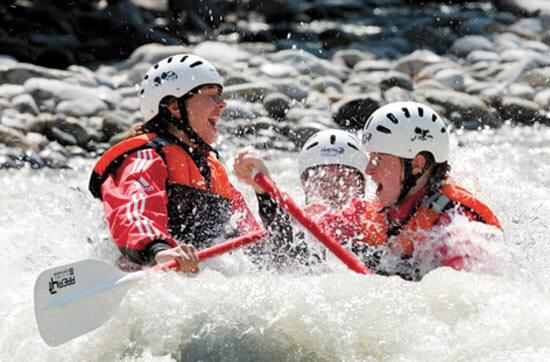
[{"x1": 100, "y1": 148, "x2": 177, "y2": 265}]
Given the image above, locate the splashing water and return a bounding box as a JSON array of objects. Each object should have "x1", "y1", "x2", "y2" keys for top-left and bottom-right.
[{"x1": 1, "y1": 124, "x2": 550, "y2": 361}]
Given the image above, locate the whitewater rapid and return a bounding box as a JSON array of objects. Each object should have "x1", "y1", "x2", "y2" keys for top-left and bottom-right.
[{"x1": 1, "y1": 123, "x2": 550, "y2": 361}]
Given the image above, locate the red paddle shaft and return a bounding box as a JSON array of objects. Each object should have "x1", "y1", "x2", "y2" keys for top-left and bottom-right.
[
  {"x1": 153, "y1": 230, "x2": 268, "y2": 272},
  {"x1": 252, "y1": 172, "x2": 371, "y2": 275}
]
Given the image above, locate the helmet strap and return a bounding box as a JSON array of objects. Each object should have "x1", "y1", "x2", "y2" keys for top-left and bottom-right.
[
  {"x1": 164, "y1": 96, "x2": 213, "y2": 155},
  {"x1": 397, "y1": 159, "x2": 422, "y2": 203}
]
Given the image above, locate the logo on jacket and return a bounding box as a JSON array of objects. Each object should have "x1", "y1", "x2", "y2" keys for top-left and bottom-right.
[
  {"x1": 154, "y1": 71, "x2": 178, "y2": 87},
  {"x1": 411, "y1": 127, "x2": 433, "y2": 142},
  {"x1": 48, "y1": 267, "x2": 76, "y2": 294},
  {"x1": 321, "y1": 146, "x2": 345, "y2": 156}
]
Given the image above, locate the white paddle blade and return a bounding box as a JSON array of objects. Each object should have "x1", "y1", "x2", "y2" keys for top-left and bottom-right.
[{"x1": 34, "y1": 259, "x2": 144, "y2": 347}]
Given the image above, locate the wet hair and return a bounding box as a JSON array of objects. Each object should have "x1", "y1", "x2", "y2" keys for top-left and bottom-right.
[
  {"x1": 126, "y1": 85, "x2": 206, "y2": 139},
  {"x1": 416, "y1": 151, "x2": 451, "y2": 192}
]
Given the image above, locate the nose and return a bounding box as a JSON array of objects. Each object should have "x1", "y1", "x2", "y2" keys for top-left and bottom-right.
[
  {"x1": 366, "y1": 158, "x2": 376, "y2": 176},
  {"x1": 215, "y1": 94, "x2": 227, "y2": 109}
]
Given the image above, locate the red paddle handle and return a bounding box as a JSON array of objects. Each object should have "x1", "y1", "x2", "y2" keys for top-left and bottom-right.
[
  {"x1": 253, "y1": 172, "x2": 371, "y2": 275},
  {"x1": 154, "y1": 230, "x2": 268, "y2": 272}
]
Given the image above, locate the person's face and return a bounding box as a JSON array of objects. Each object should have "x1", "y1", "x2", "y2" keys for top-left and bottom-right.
[
  {"x1": 366, "y1": 152, "x2": 403, "y2": 207},
  {"x1": 185, "y1": 85, "x2": 226, "y2": 144},
  {"x1": 302, "y1": 165, "x2": 365, "y2": 207}
]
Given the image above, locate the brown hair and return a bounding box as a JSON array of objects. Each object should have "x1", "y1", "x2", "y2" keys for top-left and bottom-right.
[{"x1": 418, "y1": 151, "x2": 451, "y2": 192}]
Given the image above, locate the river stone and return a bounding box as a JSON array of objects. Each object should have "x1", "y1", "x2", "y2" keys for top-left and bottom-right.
[
  {"x1": 267, "y1": 50, "x2": 347, "y2": 79},
  {"x1": 126, "y1": 44, "x2": 190, "y2": 68},
  {"x1": 101, "y1": 111, "x2": 134, "y2": 138},
  {"x1": 272, "y1": 80, "x2": 309, "y2": 101},
  {"x1": 286, "y1": 122, "x2": 328, "y2": 148},
  {"x1": 47, "y1": 117, "x2": 90, "y2": 146},
  {"x1": 498, "y1": 97, "x2": 544, "y2": 123},
  {"x1": 12, "y1": 93, "x2": 39, "y2": 115},
  {"x1": 353, "y1": 59, "x2": 392, "y2": 73},
  {"x1": 0, "y1": 125, "x2": 31, "y2": 149},
  {"x1": 495, "y1": 0, "x2": 550, "y2": 17},
  {"x1": 119, "y1": 97, "x2": 140, "y2": 112},
  {"x1": 25, "y1": 132, "x2": 49, "y2": 151},
  {"x1": 194, "y1": 41, "x2": 251, "y2": 64},
  {"x1": 0, "y1": 84, "x2": 24, "y2": 99},
  {"x1": 1, "y1": 109, "x2": 33, "y2": 132},
  {"x1": 417, "y1": 89, "x2": 494, "y2": 125},
  {"x1": 506, "y1": 83, "x2": 535, "y2": 100},
  {"x1": 0, "y1": 62, "x2": 74, "y2": 85},
  {"x1": 382, "y1": 86, "x2": 413, "y2": 103},
  {"x1": 451, "y1": 36, "x2": 495, "y2": 57},
  {"x1": 224, "y1": 74, "x2": 257, "y2": 87},
  {"x1": 259, "y1": 63, "x2": 299, "y2": 78},
  {"x1": 263, "y1": 92, "x2": 291, "y2": 120},
  {"x1": 24, "y1": 78, "x2": 120, "y2": 104},
  {"x1": 393, "y1": 50, "x2": 445, "y2": 77},
  {"x1": 55, "y1": 98, "x2": 109, "y2": 117},
  {"x1": 311, "y1": 76, "x2": 343, "y2": 93},
  {"x1": 332, "y1": 95, "x2": 381, "y2": 129},
  {"x1": 534, "y1": 89, "x2": 550, "y2": 110},
  {"x1": 432, "y1": 69, "x2": 466, "y2": 91},
  {"x1": 331, "y1": 49, "x2": 376, "y2": 68},
  {"x1": 520, "y1": 67, "x2": 550, "y2": 88},
  {"x1": 379, "y1": 71, "x2": 413, "y2": 92},
  {"x1": 466, "y1": 50, "x2": 500, "y2": 63},
  {"x1": 223, "y1": 83, "x2": 274, "y2": 102},
  {"x1": 39, "y1": 147, "x2": 69, "y2": 169}
]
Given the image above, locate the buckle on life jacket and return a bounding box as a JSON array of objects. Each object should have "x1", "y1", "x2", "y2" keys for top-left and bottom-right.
[{"x1": 422, "y1": 192, "x2": 453, "y2": 215}]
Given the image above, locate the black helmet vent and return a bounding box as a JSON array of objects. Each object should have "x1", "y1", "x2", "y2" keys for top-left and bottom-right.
[
  {"x1": 376, "y1": 125, "x2": 392, "y2": 134},
  {"x1": 386, "y1": 113, "x2": 399, "y2": 124}
]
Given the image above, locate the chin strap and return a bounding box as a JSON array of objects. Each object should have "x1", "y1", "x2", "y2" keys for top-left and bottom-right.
[{"x1": 397, "y1": 159, "x2": 422, "y2": 203}]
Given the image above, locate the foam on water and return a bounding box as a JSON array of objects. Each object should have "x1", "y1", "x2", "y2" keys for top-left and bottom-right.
[{"x1": 1, "y1": 124, "x2": 550, "y2": 361}]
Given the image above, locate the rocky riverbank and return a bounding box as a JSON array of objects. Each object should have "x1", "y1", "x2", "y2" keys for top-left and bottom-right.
[{"x1": 1, "y1": 0, "x2": 550, "y2": 169}]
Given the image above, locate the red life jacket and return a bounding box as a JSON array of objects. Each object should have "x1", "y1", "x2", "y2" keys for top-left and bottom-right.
[
  {"x1": 374, "y1": 184, "x2": 501, "y2": 255},
  {"x1": 89, "y1": 133, "x2": 238, "y2": 247}
]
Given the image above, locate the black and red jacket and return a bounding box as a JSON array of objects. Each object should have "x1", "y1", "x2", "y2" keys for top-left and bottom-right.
[{"x1": 89, "y1": 131, "x2": 260, "y2": 265}]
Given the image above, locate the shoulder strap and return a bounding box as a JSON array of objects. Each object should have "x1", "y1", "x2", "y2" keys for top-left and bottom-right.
[{"x1": 88, "y1": 133, "x2": 169, "y2": 199}]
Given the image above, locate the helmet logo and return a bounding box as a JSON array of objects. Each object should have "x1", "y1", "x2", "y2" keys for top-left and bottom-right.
[
  {"x1": 154, "y1": 71, "x2": 178, "y2": 87},
  {"x1": 411, "y1": 127, "x2": 433, "y2": 142},
  {"x1": 320, "y1": 146, "x2": 345, "y2": 156},
  {"x1": 362, "y1": 132, "x2": 372, "y2": 143}
]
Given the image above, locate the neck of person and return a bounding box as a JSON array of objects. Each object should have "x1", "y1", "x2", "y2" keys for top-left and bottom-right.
[
  {"x1": 400, "y1": 168, "x2": 433, "y2": 205},
  {"x1": 168, "y1": 124, "x2": 198, "y2": 149}
]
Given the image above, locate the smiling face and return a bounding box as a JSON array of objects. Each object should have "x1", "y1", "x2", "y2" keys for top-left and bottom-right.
[
  {"x1": 301, "y1": 164, "x2": 365, "y2": 208},
  {"x1": 185, "y1": 84, "x2": 226, "y2": 144},
  {"x1": 365, "y1": 152, "x2": 403, "y2": 207}
]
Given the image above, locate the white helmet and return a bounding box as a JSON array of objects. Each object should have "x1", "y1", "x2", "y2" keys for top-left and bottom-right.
[
  {"x1": 298, "y1": 129, "x2": 368, "y2": 178},
  {"x1": 362, "y1": 101, "x2": 449, "y2": 162},
  {"x1": 139, "y1": 54, "x2": 223, "y2": 122}
]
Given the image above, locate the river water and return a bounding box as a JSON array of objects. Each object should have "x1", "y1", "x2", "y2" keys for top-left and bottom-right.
[{"x1": 1, "y1": 123, "x2": 550, "y2": 361}]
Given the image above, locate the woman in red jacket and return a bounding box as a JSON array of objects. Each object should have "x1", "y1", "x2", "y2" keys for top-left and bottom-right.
[{"x1": 89, "y1": 54, "x2": 259, "y2": 271}]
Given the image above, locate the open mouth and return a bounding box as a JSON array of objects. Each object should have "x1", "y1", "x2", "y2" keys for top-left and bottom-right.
[{"x1": 208, "y1": 117, "x2": 218, "y2": 129}]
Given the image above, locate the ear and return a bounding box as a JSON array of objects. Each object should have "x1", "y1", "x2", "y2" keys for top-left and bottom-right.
[
  {"x1": 411, "y1": 154, "x2": 427, "y2": 175},
  {"x1": 166, "y1": 98, "x2": 181, "y2": 118}
]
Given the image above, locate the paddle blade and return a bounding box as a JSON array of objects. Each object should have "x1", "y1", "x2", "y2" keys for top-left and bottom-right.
[{"x1": 34, "y1": 259, "x2": 142, "y2": 347}]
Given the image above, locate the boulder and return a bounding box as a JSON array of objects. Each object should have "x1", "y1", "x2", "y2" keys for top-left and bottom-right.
[{"x1": 332, "y1": 95, "x2": 381, "y2": 129}]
